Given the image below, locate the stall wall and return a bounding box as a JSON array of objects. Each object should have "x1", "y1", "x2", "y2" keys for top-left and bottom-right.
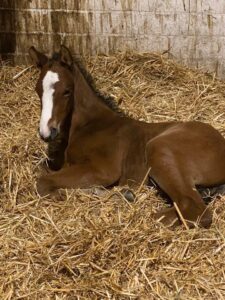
[{"x1": 1, "y1": 0, "x2": 225, "y2": 77}]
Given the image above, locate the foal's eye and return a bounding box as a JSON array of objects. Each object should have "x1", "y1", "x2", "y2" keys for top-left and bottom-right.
[{"x1": 63, "y1": 89, "x2": 71, "y2": 97}]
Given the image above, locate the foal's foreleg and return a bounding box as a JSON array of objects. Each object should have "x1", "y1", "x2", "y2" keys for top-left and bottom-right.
[{"x1": 37, "y1": 164, "x2": 117, "y2": 196}]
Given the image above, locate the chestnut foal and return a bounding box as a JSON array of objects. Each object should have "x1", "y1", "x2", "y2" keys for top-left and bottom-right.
[{"x1": 29, "y1": 45, "x2": 225, "y2": 228}]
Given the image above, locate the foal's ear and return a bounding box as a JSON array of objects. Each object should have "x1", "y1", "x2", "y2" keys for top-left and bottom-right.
[
  {"x1": 60, "y1": 45, "x2": 73, "y2": 68},
  {"x1": 29, "y1": 46, "x2": 48, "y2": 68}
]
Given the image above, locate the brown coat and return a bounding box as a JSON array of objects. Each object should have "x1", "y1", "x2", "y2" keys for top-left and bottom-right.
[{"x1": 29, "y1": 46, "x2": 225, "y2": 228}]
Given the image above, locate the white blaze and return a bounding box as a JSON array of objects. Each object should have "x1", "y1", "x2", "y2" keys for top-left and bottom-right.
[{"x1": 40, "y1": 71, "x2": 59, "y2": 138}]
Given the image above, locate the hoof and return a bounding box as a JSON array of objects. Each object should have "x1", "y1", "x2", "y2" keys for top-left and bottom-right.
[
  {"x1": 121, "y1": 188, "x2": 136, "y2": 202},
  {"x1": 36, "y1": 176, "x2": 55, "y2": 197},
  {"x1": 153, "y1": 208, "x2": 181, "y2": 228},
  {"x1": 153, "y1": 207, "x2": 213, "y2": 229},
  {"x1": 198, "y1": 208, "x2": 212, "y2": 229}
]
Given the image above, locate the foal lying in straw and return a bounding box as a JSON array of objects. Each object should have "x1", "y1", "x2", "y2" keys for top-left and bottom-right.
[{"x1": 29, "y1": 45, "x2": 225, "y2": 229}]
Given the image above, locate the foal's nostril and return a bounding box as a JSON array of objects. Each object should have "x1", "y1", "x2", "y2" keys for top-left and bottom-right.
[{"x1": 50, "y1": 127, "x2": 58, "y2": 140}]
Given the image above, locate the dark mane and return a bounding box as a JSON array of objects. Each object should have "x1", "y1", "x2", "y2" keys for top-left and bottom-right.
[{"x1": 73, "y1": 57, "x2": 125, "y2": 116}]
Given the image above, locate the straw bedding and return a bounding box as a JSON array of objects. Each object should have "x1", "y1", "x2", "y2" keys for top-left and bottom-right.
[{"x1": 1, "y1": 52, "x2": 225, "y2": 299}]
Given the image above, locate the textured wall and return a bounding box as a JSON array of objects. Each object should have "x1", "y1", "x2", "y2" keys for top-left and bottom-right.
[{"x1": 1, "y1": 0, "x2": 225, "y2": 77}]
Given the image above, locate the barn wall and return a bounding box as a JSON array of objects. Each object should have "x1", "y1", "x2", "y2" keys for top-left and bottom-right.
[
  {"x1": 0, "y1": 0, "x2": 16, "y2": 58},
  {"x1": 1, "y1": 0, "x2": 225, "y2": 77}
]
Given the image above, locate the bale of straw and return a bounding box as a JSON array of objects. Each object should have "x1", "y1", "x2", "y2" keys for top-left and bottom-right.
[{"x1": 0, "y1": 52, "x2": 225, "y2": 299}]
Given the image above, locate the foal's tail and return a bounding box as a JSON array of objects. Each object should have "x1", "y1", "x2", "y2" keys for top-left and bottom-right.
[{"x1": 198, "y1": 184, "x2": 225, "y2": 203}]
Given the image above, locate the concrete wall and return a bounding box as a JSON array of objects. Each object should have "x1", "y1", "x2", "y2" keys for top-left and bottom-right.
[{"x1": 1, "y1": 0, "x2": 225, "y2": 77}]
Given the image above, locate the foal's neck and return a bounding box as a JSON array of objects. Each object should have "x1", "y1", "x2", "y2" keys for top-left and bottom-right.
[{"x1": 73, "y1": 64, "x2": 115, "y2": 123}]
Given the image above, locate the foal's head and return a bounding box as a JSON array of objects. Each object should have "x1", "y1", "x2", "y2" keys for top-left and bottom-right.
[{"x1": 29, "y1": 45, "x2": 74, "y2": 142}]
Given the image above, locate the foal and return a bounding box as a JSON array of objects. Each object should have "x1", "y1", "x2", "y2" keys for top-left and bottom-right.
[{"x1": 29, "y1": 45, "x2": 225, "y2": 228}]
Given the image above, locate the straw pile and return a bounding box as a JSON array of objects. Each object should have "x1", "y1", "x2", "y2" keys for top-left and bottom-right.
[{"x1": 1, "y1": 52, "x2": 225, "y2": 299}]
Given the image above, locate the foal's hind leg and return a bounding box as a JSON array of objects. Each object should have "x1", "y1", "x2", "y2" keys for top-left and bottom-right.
[{"x1": 147, "y1": 144, "x2": 212, "y2": 228}]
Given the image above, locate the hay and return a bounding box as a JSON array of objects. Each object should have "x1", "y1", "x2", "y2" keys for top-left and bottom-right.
[{"x1": 1, "y1": 52, "x2": 225, "y2": 299}]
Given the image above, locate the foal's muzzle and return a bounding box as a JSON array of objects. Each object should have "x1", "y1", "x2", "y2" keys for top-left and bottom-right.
[{"x1": 39, "y1": 127, "x2": 59, "y2": 142}]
